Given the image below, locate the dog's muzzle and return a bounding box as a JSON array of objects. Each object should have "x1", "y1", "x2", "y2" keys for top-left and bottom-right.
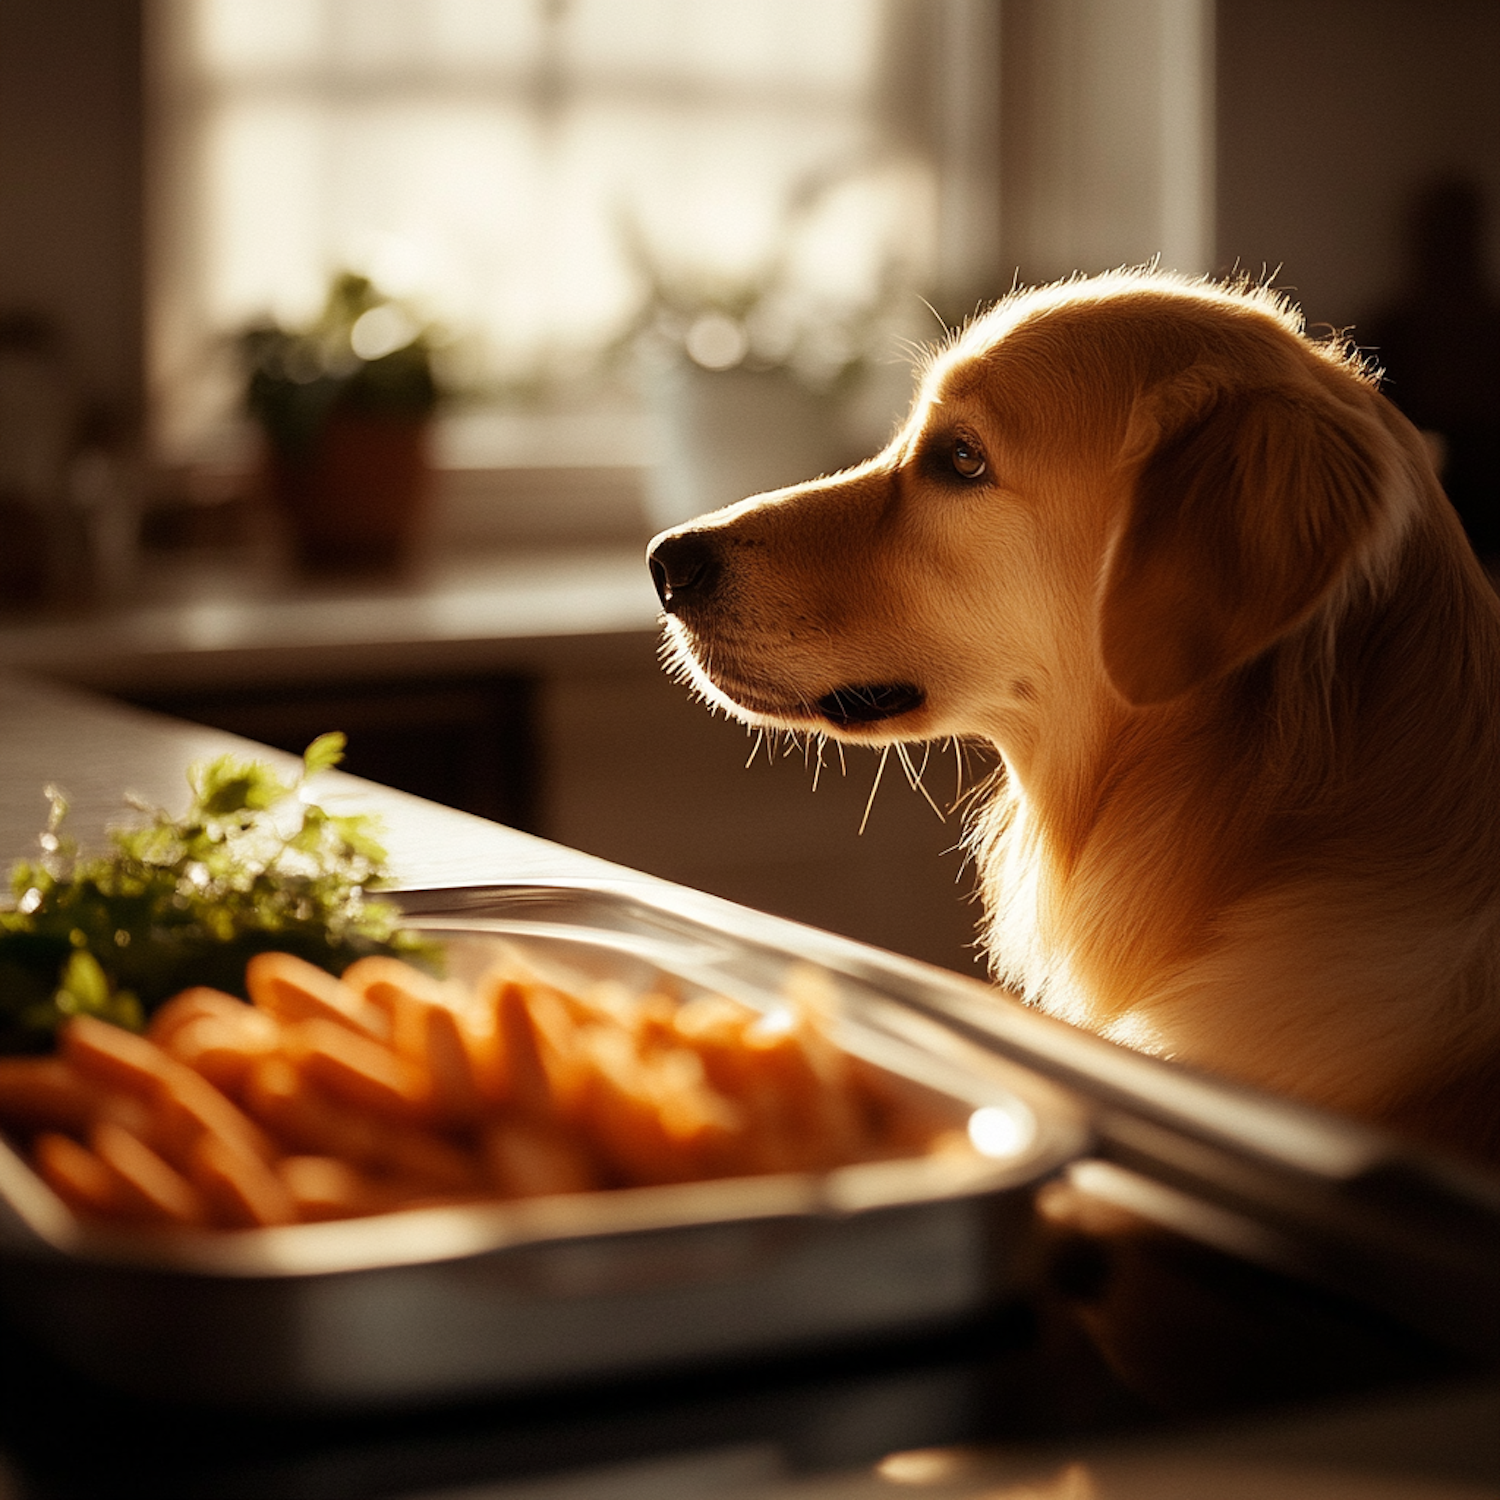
[{"x1": 649, "y1": 528, "x2": 925, "y2": 729}]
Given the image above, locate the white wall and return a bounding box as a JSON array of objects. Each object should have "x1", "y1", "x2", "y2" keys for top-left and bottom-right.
[{"x1": 999, "y1": 0, "x2": 1215, "y2": 285}]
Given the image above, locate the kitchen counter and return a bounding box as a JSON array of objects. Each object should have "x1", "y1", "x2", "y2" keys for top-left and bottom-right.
[
  {"x1": 0, "y1": 669, "x2": 1496, "y2": 1500},
  {"x1": 0, "y1": 669, "x2": 640, "y2": 893},
  {"x1": 0, "y1": 543, "x2": 660, "y2": 696}
]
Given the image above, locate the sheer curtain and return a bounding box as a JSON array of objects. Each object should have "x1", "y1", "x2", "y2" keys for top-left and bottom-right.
[{"x1": 146, "y1": 0, "x2": 974, "y2": 467}]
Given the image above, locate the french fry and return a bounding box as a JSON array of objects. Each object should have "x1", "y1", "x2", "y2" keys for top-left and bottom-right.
[
  {"x1": 558, "y1": 979, "x2": 676, "y2": 1050},
  {"x1": 242, "y1": 1056, "x2": 386, "y2": 1164},
  {"x1": 151, "y1": 1065, "x2": 279, "y2": 1170},
  {"x1": 649, "y1": 1048, "x2": 747, "y2": 1177},
  {"x1": 241, "y1": 1055, "x2": 479, "y2": 1192},
  {"x1": 339, "y1": 955, "x2": 460, "y2": 1022},
  {"x1": 453, "y1": 1001, "x2": 506, "y2": 1110},
  {"x1": 635, "y1": 994, "x2": 681, "y2": 1054},
  {"x1": 245, "y1": 951, "x2": 389, "y2": 1042},
  {"x1": 10, "y1": 947, "x2": 953, "y2": 1234},
  {"x1": 378, "y1": 1131, "x2": 483, "y2": 1194},
  {"x1": 524, "y1": 985, "x2": 596, "y2": 1120},
  {"x1": 413, "y1": 1002, "x2": 486, "y2": 1123},
  {"x1": 739, "y1": 1012, "x2": 866, "y2": 1169},
  {"x1": 671, "y1": 994, "x2": 759, "y2": 1095},
  {"x1": 354, "y1": 961, "x2": 490, "y2": 1123},
  {"x1": 572, "y1": 1026, "x2": 669, "y2": 1182},
  {"x1": 90, "y1": 1086, "x2": 159, "y2": 1143},
  {"x1": 485, "y1": 975, "x2": 546, "y2": 1110},
  {"x1": 577, "y1": 1029, "x2": 742, "y2": 1184}
]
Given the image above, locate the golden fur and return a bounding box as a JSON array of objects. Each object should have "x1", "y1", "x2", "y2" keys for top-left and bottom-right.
[{"x1": 647, "y1": 270, "x2": 1500, "y2": 1165}]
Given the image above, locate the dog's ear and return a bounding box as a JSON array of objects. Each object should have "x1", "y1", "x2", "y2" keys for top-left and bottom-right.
[{"x1": 1099, "y1": 379, "x2": 1396, "y2": 706}]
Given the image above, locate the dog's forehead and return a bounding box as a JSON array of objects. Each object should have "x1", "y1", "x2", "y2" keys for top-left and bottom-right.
[
  {"x1": 914, "y1": 274, "x2": 1360, "y2": 424},
  {"x1": 913, "y1": 305, "x2": 1103, "y2": 432}
]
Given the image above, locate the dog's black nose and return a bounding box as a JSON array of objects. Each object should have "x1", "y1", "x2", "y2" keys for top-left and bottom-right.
[{"x1": 648, "y1": 530, "x2": 720, "y2": 611}]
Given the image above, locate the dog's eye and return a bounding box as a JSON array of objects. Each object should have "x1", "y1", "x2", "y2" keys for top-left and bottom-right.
[{"x1": 951, "y1": 438, "x2": 986, "y2": 479}]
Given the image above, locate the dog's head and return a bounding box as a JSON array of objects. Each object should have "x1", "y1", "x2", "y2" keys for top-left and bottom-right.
[{"x1": 648, "y1": 272, "x2": 1417, "y2": 770}]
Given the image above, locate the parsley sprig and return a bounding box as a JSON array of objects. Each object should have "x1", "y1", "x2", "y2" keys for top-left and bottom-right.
[{"x1": 0, "y1": 734, "x2": 434, "y2": 1051}]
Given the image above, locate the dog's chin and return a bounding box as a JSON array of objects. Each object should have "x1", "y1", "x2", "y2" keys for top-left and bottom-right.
[{"x1": 662, "y1": 625, "x2": 927, "y2": 735}]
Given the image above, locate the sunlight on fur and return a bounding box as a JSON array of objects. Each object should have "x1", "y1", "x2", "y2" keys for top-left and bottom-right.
[{"x1": 647, "y1": 267, "x2": 1500, "y2": 1166}]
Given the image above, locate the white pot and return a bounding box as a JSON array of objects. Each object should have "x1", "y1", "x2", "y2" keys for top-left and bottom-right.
[{"x1": 645, "y1": 364, "x2": 863, "y2": 535}]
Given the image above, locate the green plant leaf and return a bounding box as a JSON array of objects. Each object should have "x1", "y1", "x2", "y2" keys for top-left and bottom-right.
[
  {"x1": 303, "y1": 732, "x2": 347, "y2": 776},
  {"x1": 0, "y1": 735, "x2": 438, "y2": 1050}
]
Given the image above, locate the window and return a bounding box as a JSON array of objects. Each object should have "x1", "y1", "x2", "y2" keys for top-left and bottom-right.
[{"x1": 147, "y1": 0, "x2": 988, "y2": 468}]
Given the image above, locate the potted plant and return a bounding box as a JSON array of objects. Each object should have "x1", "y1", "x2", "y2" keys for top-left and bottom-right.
[
  {"x1": 238, "y1": 273, "x2": 441, "y2": 571},
  {"x1": 615, "y1": 216, "x2": 909, "y2": 533}
]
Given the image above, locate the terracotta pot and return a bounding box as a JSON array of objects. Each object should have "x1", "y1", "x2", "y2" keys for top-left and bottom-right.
[{"x1": 266, "y1": 412, "x2": 433, "y2": 572}]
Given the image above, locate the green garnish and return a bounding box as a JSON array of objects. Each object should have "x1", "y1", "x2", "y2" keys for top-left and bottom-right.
[{"x1": 0, "y1": 733, "x2": 435, "y2": 1052}]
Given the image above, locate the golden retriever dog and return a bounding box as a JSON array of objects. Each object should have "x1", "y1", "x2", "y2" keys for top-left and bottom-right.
[{"x1": 647, "y1": 269, "x2": 1500, "y2": 1166}]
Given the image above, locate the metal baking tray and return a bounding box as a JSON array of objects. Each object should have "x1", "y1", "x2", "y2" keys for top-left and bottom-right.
[
  {"x1": 0, "y1": 880, "x2": 1088, "y2": 1408},
  {"x1": 397, "y1": 882, "x2": 1500, "y2": 1366}
]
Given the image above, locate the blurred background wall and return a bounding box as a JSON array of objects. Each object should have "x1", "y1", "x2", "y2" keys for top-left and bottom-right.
[
  {"x1": 5, "y1": 0, "x2": 1498, "y2": 438},
  {"x1": 0, "y1": 0, "x2": 144, "y2": 437}
]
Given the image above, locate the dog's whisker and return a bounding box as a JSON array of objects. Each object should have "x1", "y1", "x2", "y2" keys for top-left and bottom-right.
[
  {"x1": 896, "y1": 742, "x2": 947, "y2": 823},
  {"x1": 915, "y1": 294, "x2": 951, "y2": 339},
  {"x1": 893, "y1": 742, "x2": 916, "y2": 789},
  {"x1": 744, "y1": 729, "x2": 766, "y2": 770},
  {"x1": 858, "y1": 746, "x2": 890, "y2": 836}
]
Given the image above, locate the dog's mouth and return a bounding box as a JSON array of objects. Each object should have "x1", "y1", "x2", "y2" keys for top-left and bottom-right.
[{"x1": 816, "y1": 682, "x2": 926, "y2": 728}]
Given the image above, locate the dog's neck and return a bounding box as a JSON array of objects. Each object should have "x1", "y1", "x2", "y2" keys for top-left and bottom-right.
[
  {"x1": 973, "y1": 515, "x2": 1500, "y2": 1048},
  {"x1": 973, "y1": 685, "x2": 1240, "y2": 1025}
]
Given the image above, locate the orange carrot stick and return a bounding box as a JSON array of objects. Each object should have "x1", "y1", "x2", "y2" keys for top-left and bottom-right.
[
  {"x1": 288, "y1": 1018, "x2": 427, "y2": 1121},
  {"x1": 60, "y1": 1015, "x2": 180, "y2": 1099},
  {"x1": 90, "y1": 1120, "x2": 207, "y2": 1226},
  {"x1": 32, "y1": 1131, "x2": 125, "y2": 1219},
  {"x1": 0, "y1": 1056, "x2": 99, "y2": 1135},
  {"x1": 482, "y1": 1119, "x2": 601, "y2": 1198},
  {"x1": 245, "y1": 951, "x2": 389, "y2": 1041},
  {"x1": 147, "y1": 987, "x2": 254, "y2": 1047},
  {"x1": 188, "y1": 1132, "x2": 297, "y2": 1229}
]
